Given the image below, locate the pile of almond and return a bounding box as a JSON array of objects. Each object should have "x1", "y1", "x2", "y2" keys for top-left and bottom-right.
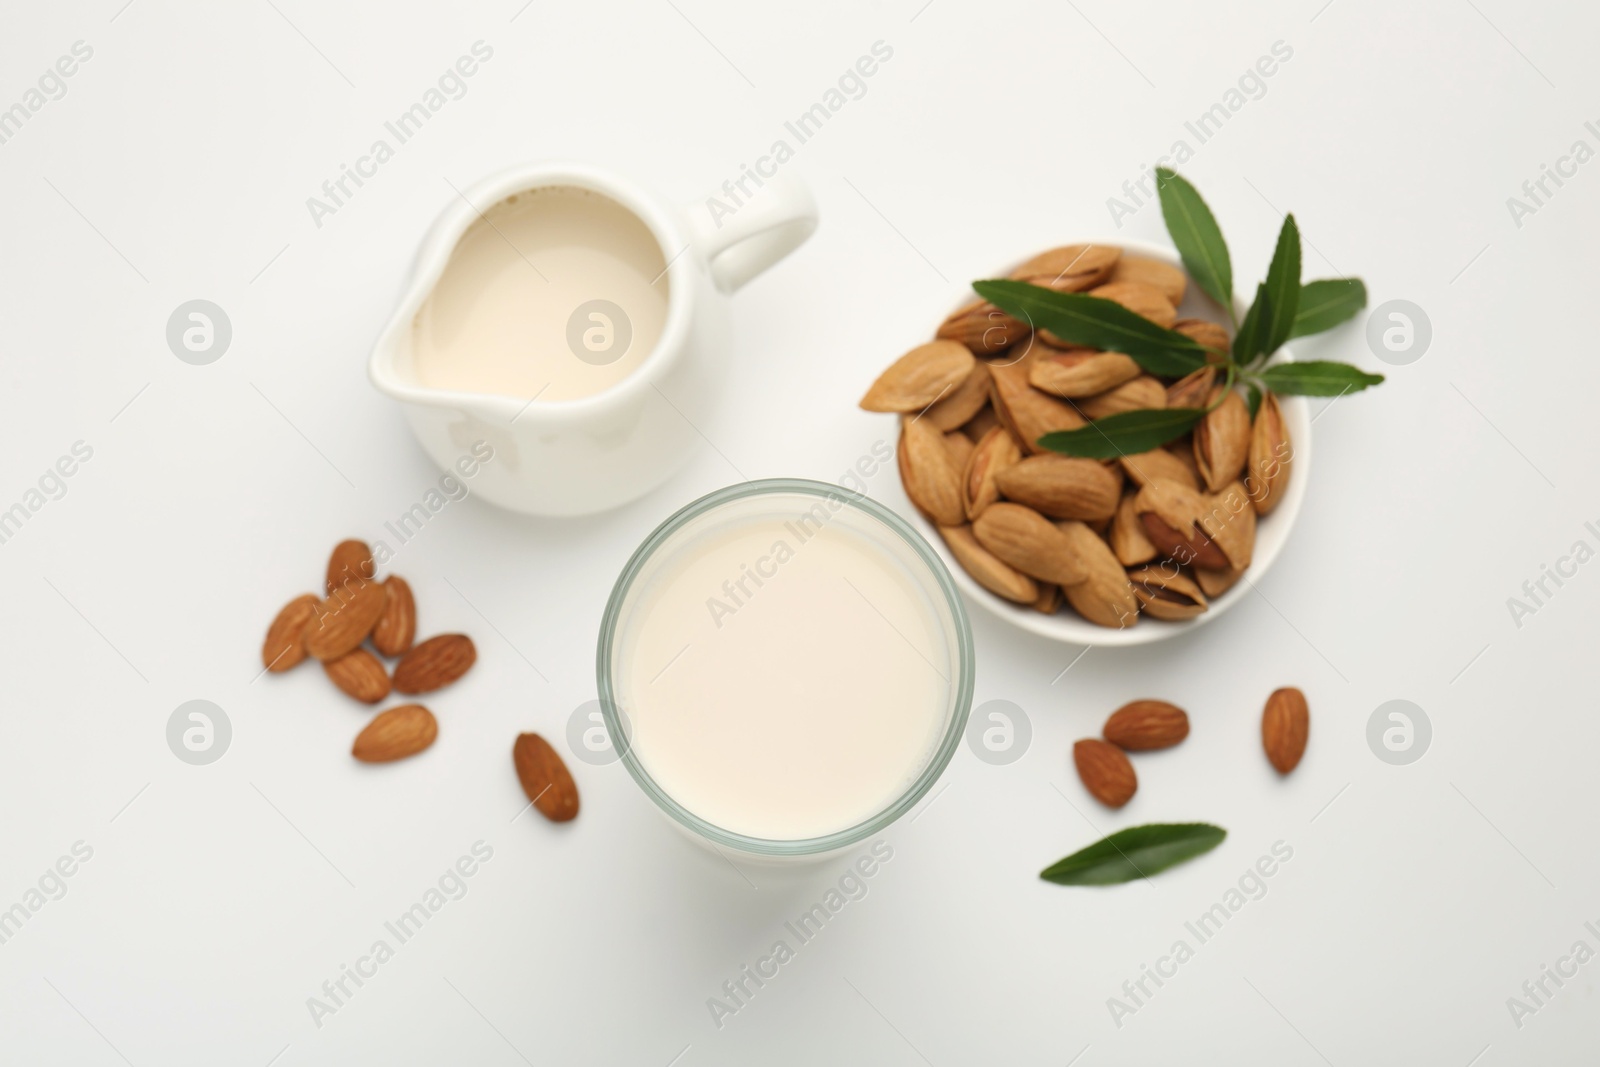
[
  {"x1": 1073, "y1": 688, "x2": 1309, "y2": 808},
  {"x1": 861, "y1": 244, "x2": 1289, "y2": 628},
  {"x1": 262, "y1": 540, "x2": 476, "y2": 763}
]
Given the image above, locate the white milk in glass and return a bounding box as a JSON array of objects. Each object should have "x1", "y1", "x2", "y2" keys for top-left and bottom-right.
[{"x1": 611, "y1": 491, "x2": 957, "y2": 841}]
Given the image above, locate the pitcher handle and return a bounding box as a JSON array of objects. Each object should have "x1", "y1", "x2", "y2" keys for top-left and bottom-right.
[{"x1": 685, "y1": 172, "x2": 818, "y2": 293}]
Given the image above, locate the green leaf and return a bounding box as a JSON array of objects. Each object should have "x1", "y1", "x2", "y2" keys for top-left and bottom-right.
[
  {"x1": 973, "y1": 280, "x2": 1206, "y2": 378},
  {"x1": 1233, "y1": 282, "x2": 1270, "y2": 363},
  {"x1": 1262, "y1": 214, "x2": 1301, "y2": 354},
  {"x1": 1036, "y1": 408, "x2": 1204, "y2": 459},
  {"x1": 1244, "y1": 381, "x2": 1263, "y2": 420},
  {"x1": 1156, "y1": 168, "x2": 1232, "y2": 311},
  {"x1": 1041, "y1": 823, "x2": 1227, "y2": 886},
  {"x1": 1289, "y1": 278, "x2": 1368, "y2": 338},
  {"x1": 1257, "y1": 360, "x2": 1384, "y2": 397}
]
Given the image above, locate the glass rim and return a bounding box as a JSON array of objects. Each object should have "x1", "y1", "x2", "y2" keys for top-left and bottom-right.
[{"x1": 594, "y1": 477, "x2": 975, "y2": 857}]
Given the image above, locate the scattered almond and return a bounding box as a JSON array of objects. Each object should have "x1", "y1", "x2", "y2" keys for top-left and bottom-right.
[
  {"x1": 263, "y1": 593, "x2": 319, "y2": 672},
  {"x1": 1073, "y1": 739, "x2": 1137, "y2": 808},
  {"x1": 323, "y1": 647, "x2": 391, "y2": 704},
  {"x1": 393, "y1": 634, "x2": 477, "y2": 694},
  {"x1": 371, "y1": 576, "x2": 417, "y2": 657},
  {"x1": 303, "y1": 578, "x2": 387, "y2": 661},
  {"x1": 513, "y1": 733, "x2": 580, "y2": 822},
  {"x1": 353, "y1": 704, "x2": 438, "y2": 763},
  {"x1": 1103, "y1": 700, "x2": 1190, "y2": 751},
  {"x1": 1262, "y1": 687, "x2": 1309, "y2": 774},
  {"x1": 326, "y1": 539, "x2": 376, "y2": 595}
]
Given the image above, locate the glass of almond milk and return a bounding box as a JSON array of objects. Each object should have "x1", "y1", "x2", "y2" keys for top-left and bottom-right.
[{"x1": 598, "y1": 479, "x2": 973, "y2": 859}]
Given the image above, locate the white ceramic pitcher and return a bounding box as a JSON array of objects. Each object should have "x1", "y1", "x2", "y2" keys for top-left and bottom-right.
[{"x1": 368, "y1": 161, "x2": 817, "y2": 516}]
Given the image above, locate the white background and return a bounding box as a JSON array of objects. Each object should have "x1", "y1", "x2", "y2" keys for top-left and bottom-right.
[{"x1": 1, "y1": 1, "x2": 1596, "y2": 1064}]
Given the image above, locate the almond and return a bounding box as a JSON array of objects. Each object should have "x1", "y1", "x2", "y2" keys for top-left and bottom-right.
[
  {"x1": 1195, "y1": 563, "x2": 1244, "y2": 598},
  {"x1": 371, "y1": 576, "x2": 417, "y2": 657},
  {"x1": 1075, "y1": 375, "x2": 1167, "y2": 421},
  {"x1": 1262, "y1": 687, "x2": 1309, "y2": 774},
  {"x1": 393, "y1": 634, "x2": 477, "y2": 694},
  {"x1": 988, "y1": 354, "x2": 1086, "y2": 453},
  {"x1": 962, "y1": 405, "x2": 1001, "y2": 443},
  {"x1": 1119, "y1": 449, "x2": 1199, "y2": 492},
  {"x1": 1127, "y1": 566, "x2": 1208, "y2": 620},
  {"x1": 937, "y1": 300, "x2": 1025, "y2": 355},
  {"x1": 1194, "y1": 385, "x2": 1250, "y2": 492},
  {"x1": 352, "y1": 704, "x2": 437, "y2": 763},
  {"x1": 1073, "y1": 739, "x2": 1137, "y2": 808},
  {"x1": 1108, "y1": 254, "x2": 1187, "y2": 306},
  {"x1": 962, "y1": 425, "x2": 1022, "y2": 520},
  {"x1": 1087, "y1": 281, "x2": 1177, "y2": 329},
  {"x1": 1135, "y1": 482, "x2": 1230, "y2": 570},
  {"x1": 1140, "y1": 513, "x2": 1229, "y2": 570},
  {"x1": 860, "y1": 341, "x2": 977, "y2": 413},
  {"x1": 923, "y1": 362, "x2": 992, "y2": 431},
  {"x1": 1174, "y1": 318, "x2": 1231, "y2": 362},
  {"x1": 303, "y1": 578, "x2": 387, "y2": 661},
  {"x1": 899, "y1": 417, "x2": 966, "y2": 526},
  {"x1": 1167, "y1": 365, "x2": 1218, "y2": 410},
  {"x1": 994, "y1": 454, "x2": 1120, "y2": 522},
  {"x1": 513, "y1": 732, "x2": 580, "y2": 822},
  {"x1": 1029, "y1": 351, "x2": 1141, "y2": 398},
  {"x1": 1011, "y1": 244, "x2": 1120, "y2": 291},
  {"x1": 263, "y1": 593, "x2": 318, "y2": 672},
  {"x1": 1110, "y1": 494, "x2": 1158, "y2": 567},
  {"x1": 1103, "y1": 700, "x2": 1190, "y2": 750},
  {"x1": 972, "y1": 503, "x2": 1088, "y2": 587},
  {"x1": 938, "y1": 524, "x2": 1038, "y2": 604},
  {"x1": 323, "y1": 647, "x2": 392, "y2": 704},
  {"x1": 1245, "y1": 391, "x2": 1292, "y2": 516},
  {"x1": 326, "y1": 539, "x2": 375, "y2": 596},
  {"x1": 1199, "y1": 482, "x2": 1256, "y2": 570},
  {"x1": 944, "y1": 429, "x2": 975, "y2": 472},
  {"x1": 1056, "y1": 521, "x2": 1139, "y2": 629},
  {"x1": 1031, "y1": 582, "x2": 1062, "y2": 614}
]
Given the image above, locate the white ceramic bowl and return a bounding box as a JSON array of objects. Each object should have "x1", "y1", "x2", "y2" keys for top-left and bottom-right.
[{"x1": 893, "y1": 237, "x2": 1311, "y2": 647}]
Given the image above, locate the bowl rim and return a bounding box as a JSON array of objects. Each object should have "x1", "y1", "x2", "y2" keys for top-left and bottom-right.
[
  {"x1": 594, "y1": 477, "x2": 976, "y2": 855},
  {"x1": 903, "y1": 236, "x2": 1312, "y2": 647}
]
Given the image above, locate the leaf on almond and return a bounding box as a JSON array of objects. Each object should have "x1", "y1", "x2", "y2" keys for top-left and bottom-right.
[
  {"x1": 973, "y1": 280, "x2": 1206, "y2": 378},
  {"x1": 1036, "y1": 408, "x2": 1205, "y2": 460}
]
